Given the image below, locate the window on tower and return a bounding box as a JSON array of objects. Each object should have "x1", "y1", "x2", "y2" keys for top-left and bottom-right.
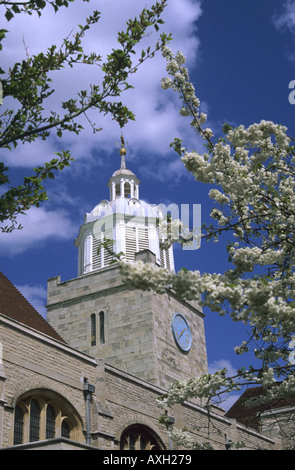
[
  {"x1": 124, "y1": 182, "x2": 131, "y2": 198},
  {"x1": 99, "y1": 311, "x2": 105, "y2": 344},
  {"x1": 91, "y1": 313, "x2": 96, "y2": 346}
]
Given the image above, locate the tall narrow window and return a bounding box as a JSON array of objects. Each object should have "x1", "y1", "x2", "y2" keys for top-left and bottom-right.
[
  {"x1": 61, "y1": 420, "x2": 70, "y2": 439},
  {"x1": 91, "y1": 313, "x2": 96, "y2": 346},
  {"x1": 14, "y1": 405, "x2": 24, "y2": 445},
  {"x1": 99, "y1": 311, "x2": 105, "y2": 344},
  {"x1": 46, "y1": 404, "x2": 55, "y2": 439},
  {"x1": 29, "y1": 399, "x2": 40, "y2": 442},
  {"x1": 124, "y1": 182, "x2": 131, "y2": 198}
]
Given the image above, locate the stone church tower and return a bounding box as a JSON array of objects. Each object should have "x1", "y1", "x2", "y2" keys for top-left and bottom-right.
[{"x1": 47, "y1": 139, "x2": 208, "y2": 390}]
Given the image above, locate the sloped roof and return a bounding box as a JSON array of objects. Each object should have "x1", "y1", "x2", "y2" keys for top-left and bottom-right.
[
  {"x1": 225, "y1": 384, "x2": 295, "y2": 430},
  {"x1": 0, "y1": 271, "x2": 65, "y2": 343}
]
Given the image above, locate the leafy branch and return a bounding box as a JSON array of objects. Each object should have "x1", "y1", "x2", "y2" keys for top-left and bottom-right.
[{"x1": 0, "y1": 0, "x2": 171, "y2": 231}]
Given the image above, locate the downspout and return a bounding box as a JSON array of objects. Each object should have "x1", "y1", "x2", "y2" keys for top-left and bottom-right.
[
  {"x1": 83, "y1": 379, "x2": 95, "y2": 446},
  {"x1": 0, "y1": 342, "x2": 7, "y2": 448}
]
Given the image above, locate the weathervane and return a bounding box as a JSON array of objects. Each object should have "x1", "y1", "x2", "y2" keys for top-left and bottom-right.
[{"x1": 117, "y1": 133, "x2": 127, "y2": 169}]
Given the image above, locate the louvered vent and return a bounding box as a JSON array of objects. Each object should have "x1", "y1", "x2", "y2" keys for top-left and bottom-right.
[
  {"x1": 92, "y1": 235, "x2": 102, "y2": 270},
  {"x1": 125, "y1": 226, "x2": 137, "y2": 262},
  {"x1": 103, "y1": 228, "x2": 113, "y2": 266},
  {"x1": 125, "y1": 226, "x2": 149, "y2": 262},
  {"x1": 138, "y1": 227, "x2": 149, "y2": 252},
  {"x1": 165, "y1": 248, "x2": 171, "y2": 270},
  {"x1": 92, "y1": 229, "x2": 113, "y2": 270},
  {"x1": 157, "y1": 226, "x2": 171, "y2": 270}
]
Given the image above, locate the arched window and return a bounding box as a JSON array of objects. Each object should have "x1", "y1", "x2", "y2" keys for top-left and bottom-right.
[
  {"x1": 13, "y1": 391, "x2": 82, "y2": 446},
  {"x1": 46, "y1": 404, "x2": 55, "y2": 439},
  {"x1": 29, "y1": 399, "x2": 40, "y2": 442},
  {"x1": 91, "y1": 313, "x2": 96, "y2": 346},
  {"x1": 13, "y1": 405, "x2": 24, "y2": 445},
  {"x1": 120, "y1": 425, "x2": 162, "y2": 450},
  {"x1": 99, "y1": 311, "x2": 105, "y2": 344}
]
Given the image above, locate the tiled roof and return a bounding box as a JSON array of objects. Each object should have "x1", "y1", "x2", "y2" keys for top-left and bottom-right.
[
  {"x1": 0, "y1": 271, "x2": 66, "y2": 343},
  {"x1": 225, "y1": 384, "x2": 295, "y2": 430}
]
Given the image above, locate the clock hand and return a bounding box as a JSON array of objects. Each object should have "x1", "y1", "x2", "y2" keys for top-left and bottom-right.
[{"x1": 177, "y1": 329, "x2": 186, "y2": 339}]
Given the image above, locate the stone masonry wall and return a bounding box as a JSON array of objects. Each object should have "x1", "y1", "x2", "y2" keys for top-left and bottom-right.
[{"x1": 0, "y1": 315, "x2": 97, "y2": 448}]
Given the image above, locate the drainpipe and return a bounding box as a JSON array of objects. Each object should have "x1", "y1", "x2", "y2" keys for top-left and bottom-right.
[{"x1": 83, "y1": 379, "x2": 95, "y2": 446}]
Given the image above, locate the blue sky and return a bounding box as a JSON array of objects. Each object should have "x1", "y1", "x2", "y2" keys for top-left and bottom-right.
[{"x1": 1, "y1": 0, "x2": 295, "y2": 408}]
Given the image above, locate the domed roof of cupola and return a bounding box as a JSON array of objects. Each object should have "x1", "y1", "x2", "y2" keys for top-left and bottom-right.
[
  {"x1": 112, "y1": 167, "x2": 136, "y2": 177},
  {"x1": 85, "y1": 197, "x2": 159, "y2": 224}
]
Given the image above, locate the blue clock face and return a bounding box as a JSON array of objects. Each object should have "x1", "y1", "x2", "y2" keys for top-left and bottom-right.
[{"x1": 172, "y1": 313, "x2": 192, "y2": 352}]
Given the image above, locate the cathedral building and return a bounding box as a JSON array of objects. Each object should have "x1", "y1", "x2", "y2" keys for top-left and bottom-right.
[{"x1": 0, "y1": 142, "x2": 283, "y2": 450}]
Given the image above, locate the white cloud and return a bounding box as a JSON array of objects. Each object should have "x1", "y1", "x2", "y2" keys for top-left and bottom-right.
[
  {"x1": 208, "y1": 358, "x2": 237, "y2": 377},
  {"x1": 1, "y1": 136, "x2": 59, "y2": 168},
  {"x1": 208, "y1": 359, "x2": 241, "y2": 411},
  {"x1": 273, "y1": 0, "x2": 295, "y2": 31},
  {"x1": 272, "y1": 1, "x2": 295, "y2": 62},
  {"x1": 0, "y1": 206, "x2": 76, "y2": 256}
]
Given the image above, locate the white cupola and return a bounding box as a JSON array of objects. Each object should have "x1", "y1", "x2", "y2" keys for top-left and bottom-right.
[
  {"x1": 108, "y1": 144, "x2": 140, "y2": 201},
  {"x1": 75, "y1": 137, "x2": 175, "y2": 276}
]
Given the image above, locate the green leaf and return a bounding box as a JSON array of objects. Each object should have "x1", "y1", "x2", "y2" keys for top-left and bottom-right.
[{"x1": 5, "y1": 10, "x2": 14, "y2": 21}]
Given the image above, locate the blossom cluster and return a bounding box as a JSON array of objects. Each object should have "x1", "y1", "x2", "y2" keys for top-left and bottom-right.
[
  {"x1": 119, "y1": 259, "x2": 173, "y2": 294},
  {"x1": 161, "y1": 46, "x2": 212, "y2": 142},
  {"x1": 157, "y1": 369, "x2": 240, "y2": 410},
  {"x1": 119, "y1": 260, "x2": 201, "y2": 301},
  {"x1": 167, "y1": 427, "x2": 196, "y2": 449},
  {"x1": 167, "y1": 427, "x2": 214, "y2": 450},
  {"x1": 245, "y1": 371, "x2": 295, "y2": 407}
]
